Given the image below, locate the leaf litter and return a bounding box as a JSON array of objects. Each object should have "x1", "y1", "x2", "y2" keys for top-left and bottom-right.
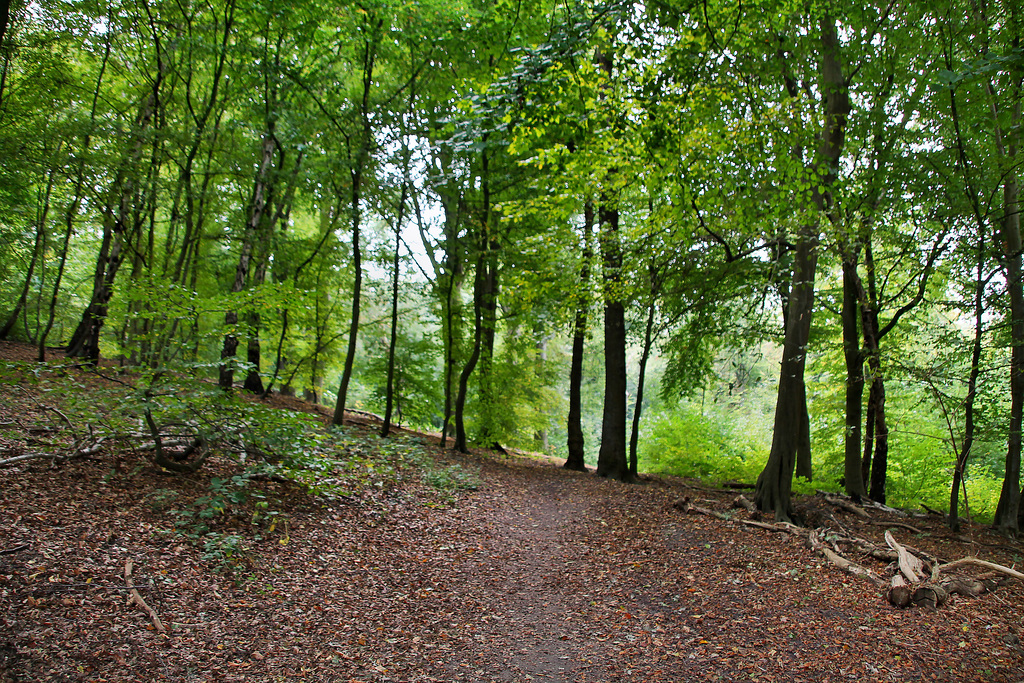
[{"x1": 1, "y1": 342, "x2": 1023, "y2": 682}]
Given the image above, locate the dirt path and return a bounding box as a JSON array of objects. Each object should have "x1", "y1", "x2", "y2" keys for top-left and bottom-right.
[{"x1": 2, "y1": 422, "x2": 1024, "y2": 682}]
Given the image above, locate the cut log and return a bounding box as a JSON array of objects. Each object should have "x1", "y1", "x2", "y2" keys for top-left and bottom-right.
[
  {"x1": 887, "y1": 575, "x2": 912, "y2": 608},
  {"x1": 911, "y1": 584, "x2": 948, "y2": 609}
]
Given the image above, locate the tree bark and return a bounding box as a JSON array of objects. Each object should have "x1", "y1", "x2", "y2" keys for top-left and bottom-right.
[
  {"x1": 755, "y1": 225, "x2": 819, "y2": 520},
  {"x1": 840, "y1": 251, "x2": 868, "y2": 500},
  {"x1": 454, "y1": 248, "x2": 486, "y2": 453},
  {"x1": 629, "y1": 281, "x2": 658, "y2": 478},
  {"x1": 994, "y1": 168, "x2": 1023, "y2": 533},
  {"x1": 66, "y1": 86, "x2": 160, "y2": 362},
  {"x1": 0, "y1": 167, "x2": 53, "y2": 340},
  {"x1": 382, "y1": 181, "x2": 409, "y2": 438},
  {"x1": 595, "y1": 201, "x2": 631, "y2": 482}
]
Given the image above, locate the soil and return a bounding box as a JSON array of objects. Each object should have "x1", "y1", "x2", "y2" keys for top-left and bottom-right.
[{"x1": 1, "y1": 340, "x2": 1023, "y2": 682}]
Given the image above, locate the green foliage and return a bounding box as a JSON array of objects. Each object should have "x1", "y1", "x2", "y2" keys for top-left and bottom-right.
[
  {"x1": 359, "y1": 324, "x2": 443, "y2": 430},
  {"x1": 638, "y1": 403, "x2": 767, "y2": 483}
]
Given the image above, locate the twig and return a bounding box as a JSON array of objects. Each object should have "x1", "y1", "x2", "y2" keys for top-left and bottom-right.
[
  {"x1": 0, "y1": 544, "x2": 30, "y2": 555},
  {"x1": 124, "y1": 560, "x2": 166, "y2": 634},
  {"x1": 40, "y1": 404, "x2": 75, "y2": 432}
]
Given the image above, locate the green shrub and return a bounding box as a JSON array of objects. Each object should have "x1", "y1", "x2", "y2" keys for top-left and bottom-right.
[{"x1": 638, "y1": 404, "x2": 767, "y2": 483}]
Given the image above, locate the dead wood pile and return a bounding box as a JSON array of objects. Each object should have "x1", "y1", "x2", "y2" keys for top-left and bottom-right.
[{"x1": 673, "y1": 492, "x2": 1023, "y2": 609}]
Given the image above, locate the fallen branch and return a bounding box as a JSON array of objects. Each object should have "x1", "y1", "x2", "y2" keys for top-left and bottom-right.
[
  {"x1": 932, "y1": 558, "x2": 1024, "y2": 582},
  {"x1": 673, "y1": 496, "x2": 732, "y2": 521},
  {"x1": 823, "y1": 494, "x2": 870, "y2": 519},
  {"x1": 885, "y1": 530, "x2": 929, "y2": 582},
  {"x1": 732, "y1": 495, "x2": 756, "y2": 513},
  {"x1": 124, "y1": 560, "x2": 166, "y2": 634},
  {"x1": 0, "y1": 452, "x2": 49, "y2": 467},
  {"x1": 0, "y1": 440, "x2": 103, "y2": 467},
  {"x1": 824, "y1": 547, "x2": 886, "y2": 586},
  {"x1": 864, "y1": 520, "x2": 923, "y2": 535},
  {"x1": 807, "y1": 530, "x2": 887, "y2": 587}
]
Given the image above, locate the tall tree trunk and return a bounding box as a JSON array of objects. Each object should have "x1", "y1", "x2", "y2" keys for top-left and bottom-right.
[
  {"x1": 0, "y1": 0, "x2": 13, "y2": 107},
  {"x1": 331, "y1": 175, "x2": 363, "y2": 423},
  {"x1": 840, "y1": 251, "x2": 867, "y2": 500},
  {"x1": 593, "y1": 45, "x2": 631, "y2": 483},
  {"x1": 755, "y1": 226, "x2": 820, "y2": 520},
  {"x1": 755, "y1": 14, "x2": 849, "y2": 520},
  {"x1": 475, "y1": 146, "x2": 501, "y2": 450},
  {"x1": 454, "y1": 249, "x2": 485, "y2": 453},
  {"x1": 564, "y1": 201, "x2": 594, "y2": 471},
  {"x1": 67, "y1": 63, "x2": 163, "y2": 363},
  {"x1": 595, "y1": 200, "x2": 631, "y2": 482},
  {"x1": 439, "y1": 257, "x2": 462, "y2": 447},
  {"x1": 994, "y1": 167, "x2": 1023, "y2": 533},
  {"x1": 0, "y1": 0, "x2": 11, "y2": 56},
  {"x1": 332, "y1": 18, "x2": 381, "y2": 425}
]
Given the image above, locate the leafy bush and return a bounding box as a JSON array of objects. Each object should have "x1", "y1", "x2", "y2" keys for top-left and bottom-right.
[{"x1": 638, "y1": 404, "x2": 767, "y2": 483}]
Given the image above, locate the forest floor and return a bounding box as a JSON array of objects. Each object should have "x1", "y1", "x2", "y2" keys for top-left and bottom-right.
[{"x1": 1, "y1": 341, "x2": 1023, "y2": 683}]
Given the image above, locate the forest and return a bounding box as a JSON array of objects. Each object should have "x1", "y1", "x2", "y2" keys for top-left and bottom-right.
[{"x1": 0, "y1": 0, "x2": 1021, "y2": 531}]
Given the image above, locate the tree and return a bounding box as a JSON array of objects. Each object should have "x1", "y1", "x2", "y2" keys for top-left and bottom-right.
[{"x1": 754, "y1": 11, "x2": 850, "y2": 521}]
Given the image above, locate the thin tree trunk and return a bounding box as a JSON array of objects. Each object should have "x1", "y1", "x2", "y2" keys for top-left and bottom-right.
[
  {"x1": 629, "y1": 286, "x2": 657, "y2": 478},
  {"x1": 454, "y1": 250, "x2": 485, "y2": 453},
  {"x1": 332, "y1": 19, "x2": 381, "y2": 425},
  {"x1": 994, "y1": 168, "x2": 1023, "y2": 533},
  {"x1": 840, "y1": 242, "x2": 867, "y2": 498},
  {"x1": 951, "y1": 224, "x2": 988, "y2": 531},
  {"x1": 382, "y1": 182, "x2": 409, "y2": 438},
  {"x1": 840, "y1": 251, "x2": 867, "y2": 500},
  {"x1": 331, "y1": 172, "x2": 364, "y2": 424},
  {"x1": 0, "y1": 167, "x2": 53, "y2": 340},
  {"x1": 565, "y1": 201, "x2": 594, "y2": 471},
  {"x1": 476, "y1": 146, "x2": 501, "y2": 450}
]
